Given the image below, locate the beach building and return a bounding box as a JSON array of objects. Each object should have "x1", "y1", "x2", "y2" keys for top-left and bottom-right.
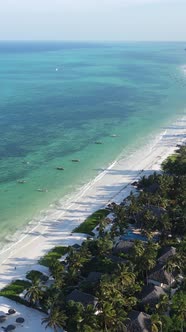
[
  {"x1": 113, "y1": 240, "x2": 134, "y2": 254},
  {"x1": 157, "y1": 246, "x2": 176, "y2": 264},
  {"x1": 148, "y1": 264, "x2": 175, "y2": 288},
  {"x1": 86, "y1": 272, "x2": 102, "y2": 284},
  {"x1": 127, "y1": 310, "x2": 151, "y2": 332},
  {"x1": 66, "y1": 290, "x2": 98, "y2": 308},
  {"x1": 139, "y1": 285, "x2": 166, "y2": 310}
]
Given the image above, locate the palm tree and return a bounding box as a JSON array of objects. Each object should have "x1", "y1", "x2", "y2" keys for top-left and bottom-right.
[
  {"x1": 142, "y1": 209, "x2": 157, "y2": 232},
  {"x1": 158, "y1": 174, "x2": 173, "y2": 197},
  {"x1": 98, "y1": 217, "x2": 109, "y2": 237},
  {"x1": 67, "y1": 247, "x2": 90, "y2": 271},
  {"x1": 112, "y1": 205, "x2": 128, "y2": 235},
  {"x1": 77, "y1": 304, "x2": 100, "y2": 332},
  {"x1": 142, "y1": 242, "x2": 157, "y2": 283},
  {"x1": 24, "y1": 278, "x2": 45, "y2": 306},
  {"x1": 132, "y1": 240, "x2": 145, "y2": 257},
  {"x1": 98, "y1": 300, "x2": 127, "y2": 332},
  {"x1": 96, "y1": 235, "x2": 113, "y2": 257},
  {"x1": 114, "y1": 264, "x2": 139, "y2": 295},
  {"x1": 97, "y1": 275, "x2": 132, "y2": 331},
  {"x1": 155, "y1": 294, "x2": 169, "y2": 315},
  {"x1": 80, "y1": 325, "x2": 96, "y2": 332},
  {"x1": 65, "y1": 248, "x2": 90, "y2": 285},
  {"x1": 126, "y1": 193, "x2": 142, "y2": 224},
  {"x1": 50, "y1": 260, "x2": 65, "y2": 280},
  {"x1": 159, "y1": 214, "x2": 172, "y2": 243},
  {"x1": 66, "y1": 301, "x2": 84, "y2": 332},
  {"x1": 98, "y1": 301, "x2": 117, "y2": 332},
  {"x1": 141, "y1": 228, "x2": 153, "y2": 241},
  {"x1": 42, "y1": 306, "x2": 67, "y2": 332},
  {"x1": 151, "y1": 314, "x2": 162, "y2": 332},
  {"x1": 165, "y1": 256, "x2": 181, "y2": 290},
  {"x1": 171, "y1": 291, "x2": 186, "y2": 332}
]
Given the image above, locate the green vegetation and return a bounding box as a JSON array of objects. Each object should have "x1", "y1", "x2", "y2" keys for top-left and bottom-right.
[
  {"x1": 0, "y1": 279, "x2": 31, "y2": 305},
  {"x1": 39, "y1": 246, "x2": 69, "y2": 267},
  {"x1": 41, "y1": 307, "x2": 67, "y2": 332},
  {"x1": 73, "y1": 209, "x2": 109, "y2": 235},
  {"x1": 26, "y1": 270, "x2": 48, "y2": 282},
  {"x1": 2, "y1": 146, "x2": 186, "y2": 331},
  {"x1": 24, "y1": 278, "x2": 46, "y2": 306},
  {"x1": 162, "y1": 145, "x2": 186, "y2": 175}
]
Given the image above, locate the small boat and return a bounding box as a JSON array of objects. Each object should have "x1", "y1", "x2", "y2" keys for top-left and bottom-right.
[
  {"x1": 71, "y1": 159, "x2": 80, "y2": 162},
  {"x1": 37, "y1": 188, "x2": 48, "y2": 192},
  {"x1": 110, "y1": 134, "x2": 117, "y2": 137},
  {"x1": 95, "y1": 141, "x2": 103, "y2": 144},
  {"x1": 56, "y1": 167, "x2": 65, "y2": 170},
  {"x1": 22, "y1": 161, "x2": 30, "y2": 165},
  {"x1": 17, "y1": 180, "x2": 27, "y2": 184}
]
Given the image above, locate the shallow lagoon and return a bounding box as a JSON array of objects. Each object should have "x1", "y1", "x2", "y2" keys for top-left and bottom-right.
[{"x1": 0, "y1": 42, "x2": 186, "y2": 246}]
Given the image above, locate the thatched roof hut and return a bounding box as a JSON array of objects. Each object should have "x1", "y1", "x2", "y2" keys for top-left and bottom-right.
[
  {"x1": 144, "y1": 183, "x2": 159, "y2": 194},
  {"x1": 86, "y1": 272, "x2": 102, "y2": 283},
  {"x1": 139, "y1": 285, "x2": 166, "y2": 309},
  {"x1": 157, "y1": 246, "x2": 176, "y2": 264},
  {"x1": 113, "y1": 240, "x2": 134, "y2": 254},
  {"x1": 148, "y1": 264, "x2": 174, "y2": 286},
  {"x1": 66, "y1": 290, "x2": 98, "y2": 307},
  {"x1": 127, "y1": 310, "x2": 151, "y2": 332}
]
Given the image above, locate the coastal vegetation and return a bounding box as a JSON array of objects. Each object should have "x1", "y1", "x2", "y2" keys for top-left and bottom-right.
[
  {"x1": 0, "y1": 280, "x2": 31, "y2": 305},
  {"x1": 1, "y1": 145, "x2": 186, "y2": 331},
  {"x1": 39, "y1": 246, "x2": 69, "y2": 267},
  {"x1": 72, "y1": 209, "x2": 109, "y2": 235}
]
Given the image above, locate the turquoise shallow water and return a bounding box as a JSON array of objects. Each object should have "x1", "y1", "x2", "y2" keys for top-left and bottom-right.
[{"x1": 0, "y1": 42, "x2": 186, "y2": 245}]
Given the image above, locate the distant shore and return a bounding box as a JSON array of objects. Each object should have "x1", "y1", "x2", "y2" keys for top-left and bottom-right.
[{"x1": 0, "y1": 115, "x2": 185, "y2": 290}]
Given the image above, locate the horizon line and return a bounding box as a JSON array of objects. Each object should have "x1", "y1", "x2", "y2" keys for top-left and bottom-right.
[{"x1": 0, "y1": 39, "x2": 186, "y2": 43}]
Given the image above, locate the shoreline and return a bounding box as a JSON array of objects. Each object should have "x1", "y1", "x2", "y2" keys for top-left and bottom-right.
[
  {"x1": 0, "y1": 126, "x2": 162, "y2": 253},
  {"x1": 0, "y1": 115, "x2": 185, "y2": 290},
  {"x1": 0, "y1": 116, "x2": 175, "y2": 251}
]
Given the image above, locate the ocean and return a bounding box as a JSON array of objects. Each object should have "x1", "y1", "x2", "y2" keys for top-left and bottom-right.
[{"x1": 0, "y1": 41, "x2": 186, "y2": 248}]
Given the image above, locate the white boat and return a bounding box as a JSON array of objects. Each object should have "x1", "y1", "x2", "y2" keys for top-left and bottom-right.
[
  {"x1": 17, "y1": 180, "x2": 27, "y2": 184},
  {"x1": 37, "y1": 188, "x2": 48, "y2": 192}
]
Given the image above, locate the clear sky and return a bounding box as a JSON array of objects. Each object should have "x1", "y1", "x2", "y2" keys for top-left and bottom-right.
[{"x1": 0, "y1": 0, "x2": 186, "y2": 41}]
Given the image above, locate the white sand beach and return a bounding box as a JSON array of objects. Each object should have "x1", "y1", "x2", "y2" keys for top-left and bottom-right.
[
  {"x1": 0, "y1": 296, "x2": 53, "y2": 332},
  {"x1": 0, "y1": 116, "x2": 185, "y2": 292}
]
